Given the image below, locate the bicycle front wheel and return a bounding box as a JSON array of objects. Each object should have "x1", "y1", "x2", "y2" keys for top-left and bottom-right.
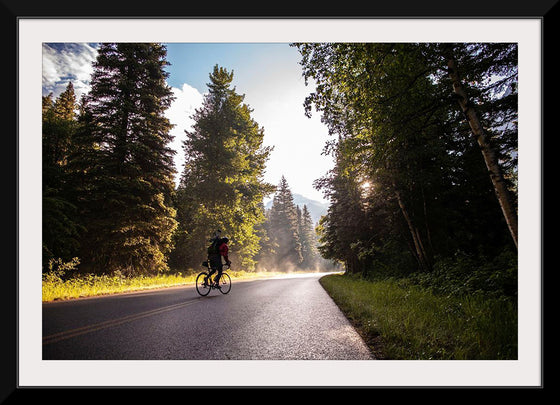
[
  {"x1": 196, "y1": 272, "x2": 211, "y2": 296},
  {"x1": 218, "y1": 272, "x2": 231, "y2": 294}
]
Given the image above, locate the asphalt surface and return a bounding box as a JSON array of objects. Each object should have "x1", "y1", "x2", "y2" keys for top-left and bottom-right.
[{"x1": 42, "y1": 272, "x2": 374, "y2": 360}]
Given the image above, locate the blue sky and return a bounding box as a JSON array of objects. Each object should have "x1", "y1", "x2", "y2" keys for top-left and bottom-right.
[
  {"x1": 42, "y1": 42, "x2": 332, "y2": 203},
  {"x1": 165, "y1": 43, "x2": 291, "y2": 91}
]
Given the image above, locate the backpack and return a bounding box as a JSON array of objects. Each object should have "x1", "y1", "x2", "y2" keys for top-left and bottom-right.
[{"x1": 207, "y1": 237, "x2": 223, "y2": 255}]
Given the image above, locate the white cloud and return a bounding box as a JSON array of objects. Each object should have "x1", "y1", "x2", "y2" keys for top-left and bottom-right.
[
  {"x1": 165, "y1": 83, "x2": 204, "y2": 185},
  {"x1": 42, "y1": 43, "x2": 98, "y2": 99}
]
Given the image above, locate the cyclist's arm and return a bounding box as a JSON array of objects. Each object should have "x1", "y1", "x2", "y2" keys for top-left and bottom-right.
[{"x1": 220, "y1": 244, "x2": 230, "y2": 265}]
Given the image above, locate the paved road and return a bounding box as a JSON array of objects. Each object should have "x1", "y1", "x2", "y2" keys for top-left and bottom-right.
[{"x1": 42, "y1": 272, "x2": 373, "y2": 360}]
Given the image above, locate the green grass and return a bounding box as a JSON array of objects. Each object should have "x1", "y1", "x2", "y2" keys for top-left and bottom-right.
[
  {"x1": 42, "y1": 269, "x2": 284, "y2": 302},
  {"x1": 319, "y1": 273, "x2": 517, "y2": 360}
]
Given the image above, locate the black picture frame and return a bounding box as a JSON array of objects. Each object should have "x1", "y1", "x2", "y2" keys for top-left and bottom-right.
[{"x1": 6, "y1": 0, "x2": 553, "y2": 397}]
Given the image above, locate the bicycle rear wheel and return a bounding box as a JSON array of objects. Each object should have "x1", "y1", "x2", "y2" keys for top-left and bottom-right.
[
  {"x1": 196, "y1": 272, "x2": 211, "y2": 296},
  {"x1": 218, "y1": 272, "x2": 231, "y2": 294}
]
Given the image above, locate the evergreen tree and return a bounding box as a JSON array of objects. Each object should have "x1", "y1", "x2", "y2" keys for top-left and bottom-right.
[
  {"x1": 43, "y1": 83, "x2": 77, "y2": 168},
  {"x1": 298, "y1": 204, "x2": 319, "y2": 269},
  {"x1": 170, "y1": 65, "x2": 274, "y2": 271},
  {"x1": 69, "y1": 43, "x2": 177, "y2": 275},
  {"x1": 253, "y1": 201, "x2": 276, "y2": 271},
  {"x1": 266, "y1": 176, "x2": 303, "y2": 270},
  {"x1": 315, "y1": 145, "x2": 370, "y2": 274},
  {"x1": 42, "y1": 82, "x2": 82, "y2": 268},
  {"x1": 54, "y1": 81, "x2": 77, "y2": 121}
]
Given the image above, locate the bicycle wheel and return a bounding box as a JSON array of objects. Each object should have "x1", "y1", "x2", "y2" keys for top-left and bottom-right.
[
  {"x1": 196, "y1": 272, "x2": 211, "y2": 296},
  {"x1": 218, "y1": 272, "x2": 231, "y2": 294}
]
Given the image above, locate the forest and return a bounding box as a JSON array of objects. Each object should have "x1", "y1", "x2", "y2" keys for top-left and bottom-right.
[
  {"x1": 42, "y1": 42, "x2": 518, "y2": 301},
  {"x1": 297, "y1": 43, "x2": 518, "y2": 299}
]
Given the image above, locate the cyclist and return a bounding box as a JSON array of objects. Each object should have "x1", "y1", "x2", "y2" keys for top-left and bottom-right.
[{"x1": 207, "y1": 237, "x2": 231, "y2": 288}]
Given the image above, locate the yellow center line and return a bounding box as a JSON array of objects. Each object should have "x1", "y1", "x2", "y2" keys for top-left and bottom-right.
[{"x1": 43, "y1": 299, "x2": 202, "y2": 345}]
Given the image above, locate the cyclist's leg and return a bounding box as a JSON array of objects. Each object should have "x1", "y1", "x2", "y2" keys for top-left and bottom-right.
[
  {"x1": 208, "y1": 255, "x2": 221, "y2": 285},
  {"x1": 206, "y1": 267, "x2": 215, "y2": 284},
  {"x1": 214, "y1": 265, "x2": 223, "y2": 285}
]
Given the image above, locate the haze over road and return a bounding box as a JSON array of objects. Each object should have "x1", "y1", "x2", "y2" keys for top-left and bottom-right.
[{"x1": 43, "y1": 273, "x2": 373, "y2": 360}]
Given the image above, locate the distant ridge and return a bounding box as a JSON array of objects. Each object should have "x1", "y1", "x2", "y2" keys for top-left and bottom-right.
[{"x1": 265, "y1": 193, "x2": 328, "y2": 224}]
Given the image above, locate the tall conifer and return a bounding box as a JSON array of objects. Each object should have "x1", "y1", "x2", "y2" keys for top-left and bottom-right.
[
  {"x1": 267, "y1": 176, "x2": 303, "y2": 270},
  {"x1": 171, "y1": 65, "x2": 274, "y2": 271},
  {"x1": 299, "y1": 204, "x2": 319, "y2": 269},
  {"x1": 42, "y1": 82, "x2": 82, "y2": 267},
  {"x1": 70, "y1": 43, "x2": 177, "y2": 275}
]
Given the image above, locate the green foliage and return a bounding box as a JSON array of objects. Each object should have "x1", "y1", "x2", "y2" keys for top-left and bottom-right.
[
  {"x1": 42, "y1": 83, "x2": 83, "y2": 269},
  {"x1": 43, "y1": 257, "x2": 81, "y2": 282},
  {"x1": 294, "y1": 42, "x2": 518, "y2": 288},
  {"x1": 405, "y1": 248, "x2": 518, "y2": 300}
]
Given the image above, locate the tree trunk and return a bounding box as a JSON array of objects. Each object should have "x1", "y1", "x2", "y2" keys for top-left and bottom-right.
[
  {"x1": 421, "y1": 185, "x2": 433, "y2": 255},
  {"x1": 395, "y1": 188, "x2": 432, "y2": 272},
  {"x1": 445, "y1": 48, "x2": 518, "y2": 249}
]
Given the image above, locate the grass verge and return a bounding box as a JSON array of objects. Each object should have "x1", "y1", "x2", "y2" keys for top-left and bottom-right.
[
  {"x1": 319, "y1": 273, "x2": 517, "y2": 360},
  {"x1": 42, "y1": 270, "x2": 286, "y2": 302}
]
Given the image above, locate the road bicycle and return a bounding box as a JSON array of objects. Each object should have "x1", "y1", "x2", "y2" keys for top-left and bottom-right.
[{"x1": 195, "y1": 262, "x2": 232, "y2": 296}]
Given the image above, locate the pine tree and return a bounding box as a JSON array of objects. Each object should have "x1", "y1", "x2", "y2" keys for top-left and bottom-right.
[
  {"x1": 54, "y1": 81, "x2": 77, "y2": 121},
  {"x1": 171, "y1": 65, "x2": 274, "y2": 271},
  {"x1": 43, "y1": 82, "x2": 77, "y2": 168},
  {"x1": 42, "y1": 82, "x2": 82, "y2": 268},
  {"x1": 254, "y1": 201, "x2": 276, "y2": 271},
  {"x1": 298, "y1": 204, "x2": 319, "y2": 270},
  {"x1": 267, "y1": 176, "x2": 303, "y2": 270},
  {"x1": 69, "y1": 43, "x2": 177, "y2": 275},
  {"x1": 315, "y1": 147, "x2": 369, "y2": 274}
]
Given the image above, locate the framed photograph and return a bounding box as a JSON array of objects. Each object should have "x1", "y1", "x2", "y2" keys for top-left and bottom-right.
[{"x1": 9, "y1": 1, "x2": 550, "y2": 394}]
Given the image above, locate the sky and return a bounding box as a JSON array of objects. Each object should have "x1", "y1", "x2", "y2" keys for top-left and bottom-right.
[{"x1": 42, "y1": 42, "x2": 333, "y2": 204}]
